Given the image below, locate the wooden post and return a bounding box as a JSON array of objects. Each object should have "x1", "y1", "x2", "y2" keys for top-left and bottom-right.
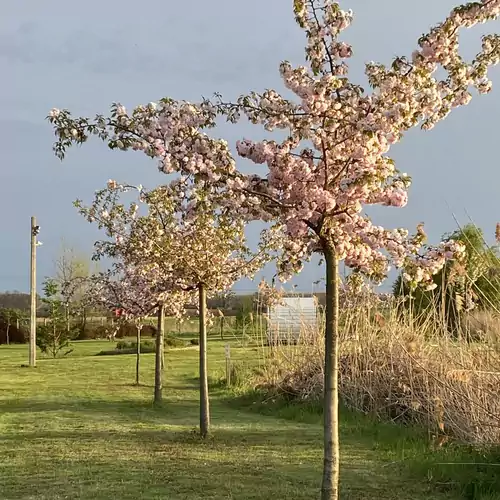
[
  {"x1": 29, "y1": 216, "x2": 38, "y2": 367},
  {"x1": 225, "y1": 343, "x2": 231, "y2": 387}
]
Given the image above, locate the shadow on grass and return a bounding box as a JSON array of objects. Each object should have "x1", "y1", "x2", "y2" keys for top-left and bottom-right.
[
  {"x1": 0, "y1": 398, "x2": 199, "y2": 424},
  {"x1": 0, "y1": 426, "x2": 460, "y2": 500},
  {"x1": 212, "y1": 389, "x2": 500, "y2": 500}
]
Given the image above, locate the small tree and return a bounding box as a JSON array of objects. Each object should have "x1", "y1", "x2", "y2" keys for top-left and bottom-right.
[
  {"x1": 89, "y1": 265, "x2": 164, "y2": 386},
  {"x1": 76, "y1": 182, "x2": 268, "y2": 437},
  {"x1": 83, "y1": 196, "x2": 189, "y2": 399},
  {"x1": 37, "y1": 279, "x2": 73, "y2": 358},
  {"x1": 54, "y1": 244, "x2": 94, "y2": 337}
]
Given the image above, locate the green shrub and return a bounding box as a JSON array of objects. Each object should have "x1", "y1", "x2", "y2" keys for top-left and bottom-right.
[
  {"x1": 116, "y1": 340, "x2": 155, "y2": 350},
  {"x1": 76, "y1": 324, "x2": 109, "y2": 340},
  {"x1": 116, "y1": 323, "x2": 157, "y2": 338},
  {"x1": 116, "y1": 340, "x2": 131, "y2": 350},
  {"x1": 96, "y1": 349, "x2": 133, "y2": 356},
  {"x1": 77, "y1": 322, "x2": 157, "y2": 340},
  {"x1": 96, "y1": 340, "x2": 156, "y2": 356},
  {"x1": 164, "y1": 336, "x2": 186, "y2": 348}
]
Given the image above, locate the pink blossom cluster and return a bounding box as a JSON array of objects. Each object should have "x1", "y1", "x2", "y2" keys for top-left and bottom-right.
[
  {"x1": 76, "y1": 182, "x2": 271, "y2": 306},
  {"x1": 403, "y1": 239, "x2": 467, "y2": 291},
  {"x1": 89, "y1": 265, "x2": 161, "y2": 324},
  {"x1": 48, "y1": 0, "x2": 498, "y2": 288}
]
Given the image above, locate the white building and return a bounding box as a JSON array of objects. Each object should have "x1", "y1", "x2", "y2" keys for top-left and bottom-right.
[{"x1": 266, "y1": 296, "x2": 319, "y2": 345}]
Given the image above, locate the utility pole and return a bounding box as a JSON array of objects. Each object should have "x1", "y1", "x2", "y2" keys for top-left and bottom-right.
[{"x1": 29, "y1": 216, "x2": 39, "y2": 367}]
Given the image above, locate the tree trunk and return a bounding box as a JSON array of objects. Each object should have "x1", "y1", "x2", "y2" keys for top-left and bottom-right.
[
  {"x1": 6, "y1": 324, "x2": 10, "y2": 345},
  {"x1": 220, "y1": 316, "x2": 224, "y2": 341},
  {"x1": 161, "y1": 313, "x2": 165, "y2": 371},
  {"x1": 199, "y1": 283, "x2": 210, "y2": 438},
  {"x1": 65, "y1": 305, "x2": 70, "y2": 336},
  {"x1": 154, "y1": 304, "x2": 165, "y2": 404},
  {"x1": 135, "y1": 325, "x2": 141, "y2": 385},
  {"x1": 321, "y1": 245, "x2": 340, "y2": 500},
  {"x1": 81, "y1": 307, "x2": 87, "y2": 338}
]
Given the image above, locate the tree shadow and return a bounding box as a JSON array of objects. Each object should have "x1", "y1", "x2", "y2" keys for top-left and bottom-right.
[
  {"x1": 0, "y1": 397, "x2": 199, "y2": 425},
  {"x1": 0, "y1": 426, "x2": 439, "y2": 500}
]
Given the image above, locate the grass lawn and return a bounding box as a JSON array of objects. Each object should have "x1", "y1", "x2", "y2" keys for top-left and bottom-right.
[{"x1": 0, "y1": 337, "x2": 497, "y2": 499}]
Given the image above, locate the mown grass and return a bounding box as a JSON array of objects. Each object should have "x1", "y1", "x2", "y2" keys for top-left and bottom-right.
[{"x1": 0, "y1": 337, "x2": 497, "y2": 499}]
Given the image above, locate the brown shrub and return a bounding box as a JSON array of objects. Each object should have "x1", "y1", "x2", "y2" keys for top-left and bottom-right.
[{"x1": 257, "y1": 297, "x2": 500, "y2": 445}]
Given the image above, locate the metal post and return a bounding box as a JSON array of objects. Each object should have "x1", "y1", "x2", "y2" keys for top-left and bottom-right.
[{"x1": 29, "y1": 216, "x2": 38, "y2": 367}]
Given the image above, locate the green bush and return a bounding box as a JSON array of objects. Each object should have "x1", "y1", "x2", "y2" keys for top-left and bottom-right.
[
  {"x1": 116, "y1": 340, "x2": 131, "y2": 350},
  {"x1": 116, "y1": 323, "x2": 157, "y2": 338},
  {"x1": 76, "y1": 324, "x2": 109, "y2": 340},
  {"x1": 96, "y1": 340, "x2": 156, "y2": 356},
  {"x1": 113, "y1": 338, "x2": 184, "y2": 352},
  {"x1": 76, "y1": 322, "x2": 157, "y2": 340},
  {"x1": 116, "y1": 340, "x2": 155, "y2": 351},
  {"x1": 164, "y1": 336, "x2": 186, "y2": 348},
  {"x1": 96, "y1": 349, "x2": 134, "y2": 356}
]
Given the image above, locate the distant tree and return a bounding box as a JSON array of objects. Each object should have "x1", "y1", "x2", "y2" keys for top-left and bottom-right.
[
  {"x1": 36, "y1": 279, "x2": 74, "y2": 358},
  {"x1": 0, "y1": 308, "x2": 27, "y2": 345},
  {"x1": 54, "y1": 244, "x2": 94, "y2": 337},
  {"x1": 0, "y1": 292, "x2": 40, "y2": 311}
]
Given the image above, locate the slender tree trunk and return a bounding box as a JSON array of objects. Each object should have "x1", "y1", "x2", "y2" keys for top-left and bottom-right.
[
  {"x1": 6, "y1": 324, "x2": 10, "y2": 345},
  {"x1": 220, "y1": 316, "x2": 224, "y2": 341},
  {"x1": 135, "y1": 325, "x2": 141, "y2": 385},
  {"x1": 321, "y1": 245, "x2": 340, "y2": 500},
  {"x1": 154, "y1": 304, "x2": 165, "y2": 404},
  {"x1": 65, "y1": 304, "x2": 70, "y2": 335},
  {"x1": 81, "y1": 307, "x2": 87, "y2": 338},
  {"x1": 161, "y1": 313, "x2": 165, "y2": 371},
  {"x1": 199, "y1": 283, "x2": 210, "y2": 438}
]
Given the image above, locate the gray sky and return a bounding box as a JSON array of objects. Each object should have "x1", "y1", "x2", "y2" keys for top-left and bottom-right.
[{"x1": 1, "y1": 0, "x2": 499, "y2": 294}]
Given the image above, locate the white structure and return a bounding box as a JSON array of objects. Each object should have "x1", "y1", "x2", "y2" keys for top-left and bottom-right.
[{"x1": 266, "y1": 296, "x2": 318, "y2": 345}]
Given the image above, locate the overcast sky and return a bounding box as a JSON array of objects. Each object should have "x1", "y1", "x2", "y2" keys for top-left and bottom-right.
[{"x1": 1, "y1": 0, "x2": 499, "y2": 294}]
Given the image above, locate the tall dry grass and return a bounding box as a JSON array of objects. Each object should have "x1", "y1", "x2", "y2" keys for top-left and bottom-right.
[{"x1": 255, "y1": 289, "x2": 500, "y2": 446}]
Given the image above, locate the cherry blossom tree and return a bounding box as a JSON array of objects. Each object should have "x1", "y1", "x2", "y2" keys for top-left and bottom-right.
[
  {"x1": 48, "y1": 0, "x2": 499, "y2": 496},
  {"x1": 90, "y1": 265, "x2": 160, "y2": 386},
  {"x1": 76, "y1": 181, "x2": 269, "y2": 437},
  {"x1": 86, "y1": 218, "x2": 187, "y2": 403}
]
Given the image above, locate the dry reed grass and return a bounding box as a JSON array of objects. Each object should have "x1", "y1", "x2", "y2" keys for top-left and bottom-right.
[{"x1": 255, "y1": 292, "x2": 500, "y2": 446}]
